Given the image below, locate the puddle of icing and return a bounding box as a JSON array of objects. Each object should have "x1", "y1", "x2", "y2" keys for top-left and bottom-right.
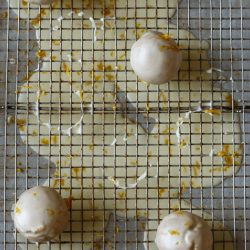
[{"x1": 8, "y1": 0, "x2": 240, "y2": 249}]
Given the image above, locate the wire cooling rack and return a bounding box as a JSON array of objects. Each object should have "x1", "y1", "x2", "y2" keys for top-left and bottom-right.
[{"x1": 0, "y1": 0, "x2": 250, "y2": 249}]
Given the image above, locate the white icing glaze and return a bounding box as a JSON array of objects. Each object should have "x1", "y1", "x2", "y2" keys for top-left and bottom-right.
[
  {"x1": 155, "y1": 211, "x2": 213, "y2": 250},
  {"x1": 130, "y1": 31, "x2": 182, "y2": 84},
  {"x1": 7, "y1": 0, "x2": 239, "y2": 248},
  {"x1": 13, "y1": 186, "x2": 69, "y2": 242}
]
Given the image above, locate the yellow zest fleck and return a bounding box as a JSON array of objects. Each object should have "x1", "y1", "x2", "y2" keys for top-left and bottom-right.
[
  {"x1": 17, "y1": 119, "x2": 26, "y2": 132},
  {"x1": 129, "y1": 160, "x2": 137, "y2": 166},
  {"x1": 51, "y1": 135, "x2": 58, "y2": 144},
  {"x1": 135, "y1": 23, "x2": 141, "y2": 28},
  {"x1": 30, "y1": 10, "x2": 46, "y2": 26},
  {"x1": 162, "y1": 127, "x2": 169, "y2": 134},
  {"x1": 52, "y1": 40, "x2": 60, "y2": 46},
  {"x1": 32, "y1": 130, "x2": 38, "y2": 136},
  {"x1": 52, "y1": 179, "x2": 65, "y2": 188},
  {"x1": 96, "y1": 62, "x2": 104, "y2": 71},
  {"x1": 164, "y1": 138, "x2": 169, "y2": 145},
  {"x1": 36, "y1": 50, "x2": 46, "y2": 59},
  {"x1": 159, "y1": 45, "x2": 179, "y2": 52},
  {"x1": 192, "y1": 161, "x2": 201, "y2": 176},
  {"x1": 21, "y1": 0, "x2": 27, "y2": 6},
  {"x1": 88, "y1": 144, "x2": 94, "y2": 150},
  {"x1": 159, "y1": 188, "x2": 166, "y2": 197},
  {"x1": 51, "y1": 55, "x2": 57, "y2": 61},
  {"x1": 17, "y1": 168, "x2": 24, "y2": 173},
  {"x1": 224, "y1": 155, "x2": 233, "y2": 165},
  {"x1": 47, "y1": 208, "x2": 55, "y2": 216},
  {"x1": 105, "y1": 73, "x2": 115, "y2": 81},
  {"x1": 217, "y1": 145, "x2": 230, "y2": 157},
  {"x1": 62, "y1": 62, "x2": 71, "y2": 79},
  {"x1": 232, "y1": 151, "x2": 240, "y2": 158},
  {"x1": 204, "y1": 109, "x2": 221, "y2": 116},
  {"x1": 168, "y1": 230, "x2": 180, "y2": 236},
  {"x1": 15, "y1": 206, "x2": 21, "y2": 214},
  {"x1": 145, "y1": 103, "x2": 150, "y2": 111},
  {"x1": 118, "y1": 53, "x2": 125, "y2": 60},
  {"x1": 159, "y1": 91, "x2": 168, "y2": 104},
  {"x1": 181, "y1": 181, "x2": 187, "y2": 192},
  {"x1": 32, "y1": 192, "x2": 37, "y2": 196},
  {"x1": 119, "y1": 33, "x2": 125, "y2": 40},
  {"x1": 175, "y1": 211, "x2": 184, "y2": 216},
  {"x1": 110, "y1": 51, "x2": 115, "y2": 57},
  {"x1": 117, "y1": 64, "x2": 123, "y2": 71},
  {"x1": 72, "y1": 167, "x2": 80, "y2": 177},
  {"x1": 148, "y1": 150, "x2": 152, "y2": 159},
  {"x1": 105, "y1": 65, "x2": 113, "y2": 71},
  {"x1": 117, "y1": 191, "x2": 125, "y2": 199},
  {"x1": 158, "y1": 33, "x2": 170, "y2": 40},
  {"x1": 179, "y1": 139, "x2": 186, "y2": 148},
  {"x1": 41, "y1": 138, "x2": 49, "y2": 145},
  {"x1": 94, "y1": 74, "x2": 102, "y2": 81}
]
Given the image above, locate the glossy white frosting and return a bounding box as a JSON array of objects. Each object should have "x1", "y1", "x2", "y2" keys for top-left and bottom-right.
[
  {"x1": 155, "y1": 211, "x2": 213, "y2": 250},
  {"x1": 130, "y1": 31, "x2": 182, "y2": 84},
  {"x1": 13, "y1": 186, "x2": 69, "y2": 242}
]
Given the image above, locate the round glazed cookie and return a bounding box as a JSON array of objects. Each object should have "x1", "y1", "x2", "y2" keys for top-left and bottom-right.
[
  {"x1": 130, "y1": 31, "x2": 182, "y2": 84},
  {"x1": 155, "y1": 211, "x2": 213, "y2": 250},
  {"x1": 13, "y1": 186, "x2": 69, "y2": 242}
]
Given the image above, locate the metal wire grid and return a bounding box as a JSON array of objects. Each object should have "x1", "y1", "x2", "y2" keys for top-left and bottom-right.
[{"x1": 0, "y1": 0, "x2": 249, "y2": 249}]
